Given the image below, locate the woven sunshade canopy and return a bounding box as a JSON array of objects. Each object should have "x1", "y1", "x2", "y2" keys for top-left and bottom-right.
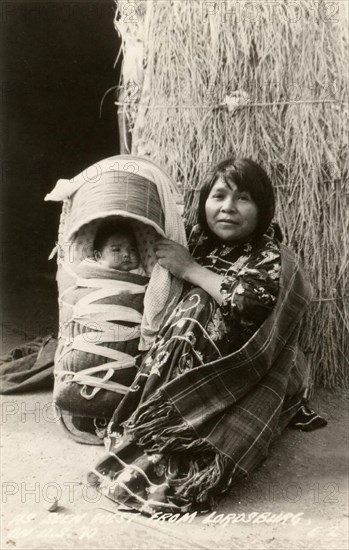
[{"x1": 66, "y1": 172, "x2": 165, "y2": 243}]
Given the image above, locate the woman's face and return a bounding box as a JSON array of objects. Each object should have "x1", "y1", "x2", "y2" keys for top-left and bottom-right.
[{"x1": 205, "y1": 178, "x2": 259, "y2": 244}]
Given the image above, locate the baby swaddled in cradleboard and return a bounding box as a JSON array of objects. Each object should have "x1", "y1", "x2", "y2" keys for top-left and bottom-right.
[
  {"x1": 54, "y1": 219, "x2": 150, "y2": 442},
  {"x1": 45, "y1": 154, "x2": 187, "y2": 444}
]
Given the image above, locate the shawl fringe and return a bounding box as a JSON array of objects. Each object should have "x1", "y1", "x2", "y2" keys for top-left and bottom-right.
[
  {"x1": 124, "y1": 390, "x2": 210, "y2": 453},
  {"x1": 123, "y1": 390, "x2": 237, "y2": 503}
]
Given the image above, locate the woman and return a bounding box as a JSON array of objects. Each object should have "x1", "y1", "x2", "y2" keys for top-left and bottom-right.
[{"x1": 89, "y1": 158, "x2": 314, "y2": 515}]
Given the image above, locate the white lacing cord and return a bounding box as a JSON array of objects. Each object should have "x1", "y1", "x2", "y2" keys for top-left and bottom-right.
[{"x1": 57, "y1": 268, "x2": 145, "y2": 400}]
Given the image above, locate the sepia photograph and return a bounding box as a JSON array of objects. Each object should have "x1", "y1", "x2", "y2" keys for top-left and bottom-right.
[{"x1": 1, "y1": 0, "x2": 348, "y2": 548}]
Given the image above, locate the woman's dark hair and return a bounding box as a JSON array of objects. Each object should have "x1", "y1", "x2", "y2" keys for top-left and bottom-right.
[
  {"x1": 198, "y1": 158, "x2": 275, "y2": 239},
  {"x1": 93, "y1": 219, "x2": 135, "y2": 252}
]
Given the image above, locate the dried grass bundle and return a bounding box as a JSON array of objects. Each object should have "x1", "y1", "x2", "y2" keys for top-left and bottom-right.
[{"x1": 115, "y1": 0, "x2": 348, "y2": 390}]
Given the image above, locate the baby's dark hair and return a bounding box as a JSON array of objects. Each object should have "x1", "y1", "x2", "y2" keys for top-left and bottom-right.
[{"x1": 93, "y1": 219, "x2": 136, "y2": 252}]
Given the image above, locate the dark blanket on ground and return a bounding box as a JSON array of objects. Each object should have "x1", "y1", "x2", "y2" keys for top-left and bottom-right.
[{"x1": 0, "y1": 336, "x2": 57, "y2": 394}]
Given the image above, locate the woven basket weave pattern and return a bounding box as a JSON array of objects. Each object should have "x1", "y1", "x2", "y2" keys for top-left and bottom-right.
[{"x1": 67, "y1": 174, "x2": 165, "y2": 241}]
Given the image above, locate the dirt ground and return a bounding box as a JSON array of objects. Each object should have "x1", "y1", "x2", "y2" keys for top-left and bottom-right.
[{"x1": 1, "y1": 278, "x2": 348, "y2": 550}]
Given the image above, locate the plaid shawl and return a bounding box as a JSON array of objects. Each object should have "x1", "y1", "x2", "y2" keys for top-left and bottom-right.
[{"x1": 124, "y1": 243, "x2": 313, "y2": 501}]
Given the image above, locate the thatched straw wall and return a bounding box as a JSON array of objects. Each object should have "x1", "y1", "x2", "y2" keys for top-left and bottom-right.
[{"x1": 115, "y1": 0, "x2": 348, "y2": 391}]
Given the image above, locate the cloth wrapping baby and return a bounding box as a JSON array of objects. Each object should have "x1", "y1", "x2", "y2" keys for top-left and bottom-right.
[{"x1": 53, "y1": 221, "x2": 149, "y2": 420}]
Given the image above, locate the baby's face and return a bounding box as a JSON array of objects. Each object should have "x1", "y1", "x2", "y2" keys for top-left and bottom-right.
[{"x1": 97, "y1": 234, "x2": 140, "y2": 271}]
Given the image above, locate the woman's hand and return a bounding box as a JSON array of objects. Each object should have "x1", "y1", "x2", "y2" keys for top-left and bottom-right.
[
  {"x1": 155, "y1": 238, "x2": 225, "y2": 304},
  {"x1": 155, "y1": 239, "x2": 198, "y2": 280}
]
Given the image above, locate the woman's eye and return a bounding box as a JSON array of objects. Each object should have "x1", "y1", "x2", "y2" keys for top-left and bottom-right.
[
  {"x1": 238, "y1": 193, "x2": 251, "y2": 201},
  {"x1": 212, "y1": 194, "x2": 224, "y2": 199}
]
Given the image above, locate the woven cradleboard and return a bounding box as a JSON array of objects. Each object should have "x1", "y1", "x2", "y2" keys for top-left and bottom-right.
[{"x1": 45, "y1": 155, "x2": 186, "y2": 437}]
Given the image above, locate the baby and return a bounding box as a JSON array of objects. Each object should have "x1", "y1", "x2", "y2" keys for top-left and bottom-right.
[
  {"x1": 93, "y1": 220, "x2": 146, "y2": 275},
  {"x1": 55, "y1": 220, "x2": 149, "y2": 428}
]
